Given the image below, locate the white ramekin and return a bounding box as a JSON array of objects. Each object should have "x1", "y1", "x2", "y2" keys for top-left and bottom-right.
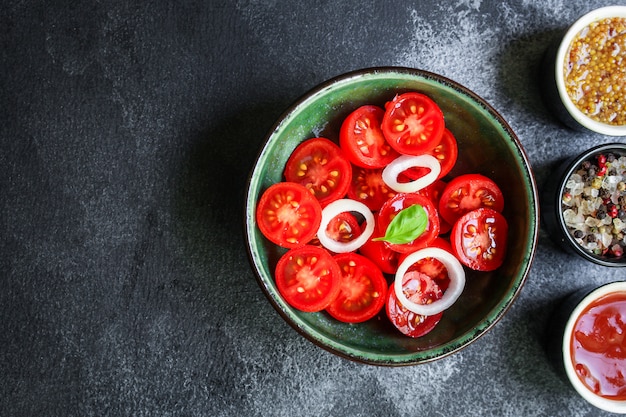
[
  {"x1": 562, "y1": 281, "x2": 626, "y2": 413},
  {"x1": 554, "y1": 6, "x2": 626, "y2": 136}
]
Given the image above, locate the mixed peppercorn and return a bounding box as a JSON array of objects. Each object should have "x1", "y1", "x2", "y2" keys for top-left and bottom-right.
[{"x1": 562, "y1": 151, "x2": 626, "y2": 259}]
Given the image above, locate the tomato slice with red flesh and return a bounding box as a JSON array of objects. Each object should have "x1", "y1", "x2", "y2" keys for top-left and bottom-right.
[
  {"x1": 347, "y1": 166, "x2": 397, "y2": 212},
  {"x1": 340, "y1": 105, "x2": 399, "y2": 168},
  {"x1": 386, "y1": 272, "x2": 443, "y2": 338},
  {"x1": 377, "y1": 192, "x2": 440, "y2": 253},
  {"x1": 450, "y1": 208, "x2": 508, "y2": 271},
  {"x1": 417, "y1": 179, "x2": 446, "y2": 204},
  {"x1": 358, "y1": 220, "x2": 400, "y2": 274},
  {"x1": 418, "y1": 180, "x2": 451, "y2": 235},
  {"x1": 324, "y1": 211, "x2": 362, "y2": 243},
  {"x1": 397, "y1": 130, "x2": 457, "y2": 183},
  {"x1": 274, "y1": 245, "x2": 342, "y2": 312},
  {"x1": 256, "y1": 182, "x2": 323, "y2": 249},
  {"x1": 438, "y1": 173, "x2": 504, "y2": 226},
  {"x1": 398, "y1": 238, "x2": 453, "y2": 292},
  {"x1": 326, "y1": 252, "x2": 388, "y2": 323},
  {"x1": 381, "y1": 92, "x2": 445, "y2": 156},
  {"x1": 396, "y1": 166, "x2": 430, "y2": 184},
  {"x1": 309, "y1": 211, "x2": 363, "y2": 250},
  {"x1": 284, "y1": 137, "x2": 352, "y2": 207},
  {"x1": 428, "y1": 128, "x2": 458, "y2": 179}
]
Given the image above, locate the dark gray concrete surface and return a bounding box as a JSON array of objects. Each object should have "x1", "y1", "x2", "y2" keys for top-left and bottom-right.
[{"x1": 2, "y1": 1, "x2": 625, "y2": 416}]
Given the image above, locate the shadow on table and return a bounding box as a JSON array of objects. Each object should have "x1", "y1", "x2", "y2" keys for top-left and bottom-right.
[
  {"x1": 496, "y1": 26, "x2": 566, "y2": 128},
  {"x1": 491, "y1": 26, "x2": 581, "y2": 401},
  {"x1": 170, "y1": 99, "x2": 290, "y2": 289}
]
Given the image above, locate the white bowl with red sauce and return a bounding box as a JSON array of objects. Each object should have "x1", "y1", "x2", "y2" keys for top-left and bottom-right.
[
  {"x1": 562, "y1": 281, "x2": 626, "y2": 413},
  {"x1": 542, "y1": 6, "x2": 626, "y2": 136}
]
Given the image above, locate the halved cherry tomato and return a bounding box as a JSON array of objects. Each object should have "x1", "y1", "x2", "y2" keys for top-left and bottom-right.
[
  {"x1": 438, "y1": 173, "x2": 504, "y2": 226},
  {"x1": 347, "y1": 166, "x2": 396, "y2": 212},
  {"x1": 397, "y1": 131, "x2": 457, "y2": 183},
  {"x1": 428, "y1": 128, "x2": 458, "y2": 179},
  {"x1": 284, "y1": 137, "x2": 352, "y2": 207},
  {"x1": 339, "y1": 105, "x2": 399, "y2": 168},
  {"x1": 398, "y1": 238, "x2": 453, "y2": 292},
  {"x1": 417, "y1": 179, "x2": 446, "y2": 205},
  {"x1": 326, "y1": 252, "x2": 388, "y2": 323},
  {"x1": 256, "y1": 182, "x2": 322, "y2": 249},
  {"x1": 324, "y1": 211, "x2": 362, "y2": 243},
  {"x1": 397, "y1": 166, "x2": 430, "y2": 184},
  {"x1": 377, "y1": 193, "x2": 440, "y2": 253},
  {"x1": 418, "y1": 180, "x2": 451, "y2": 234},
  {"x1": 358, "y1": 220, "x2": 400, "y2": 274},
  {"x1": 275, "y1": 245, "x2": 341, "y2": 312},
  {"x1": 309, "y1": 211, "x2": 363, "y2": 250},
  {"x1": 450, "y1": 208, "x2": 508, "y2": 271},
  {"x1": 386, "y1": 272, "x2": 443, "y2": 338},
  {"x1": 381, "y1": 92, "x2": 445, "y2": 156}
]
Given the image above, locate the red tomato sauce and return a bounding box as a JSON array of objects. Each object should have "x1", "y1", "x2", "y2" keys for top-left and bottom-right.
[{"x1": 571, "y1": 292, "x2": 626, "y2": 400}]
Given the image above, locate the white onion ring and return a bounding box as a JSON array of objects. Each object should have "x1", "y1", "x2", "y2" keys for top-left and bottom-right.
[
  {"x1": 382, "y1": 154, "x2": 441, "y2": 193},
  {"x1": 317, "y1": 199, "x2": 375, "y2": 253},
  {"x1": 394, "y1": 247, "x2": 465, "y2": 316}
]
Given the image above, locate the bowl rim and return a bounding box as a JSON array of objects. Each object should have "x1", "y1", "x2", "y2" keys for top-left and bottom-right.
[
  {"x1": 554, "y1": 6, "x2": 626, "y2": 136},
  {"x1": 244, "y1": 66, "x2": 540, "y2": 365},
  {"x1": 562, "y1": 281, "x2": 626, "y2": 412},
  {"x1": 554, "y1": 142, "x2": 626, "y2": 267}
]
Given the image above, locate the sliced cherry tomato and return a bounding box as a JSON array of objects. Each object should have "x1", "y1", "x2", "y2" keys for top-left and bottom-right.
[
  {"x1": 397, "y1": 166, "x2": 430, "y2": 184},
  {"x1": 347, "y1": 166, "x2": 397, "y2": 212},
  {"x1": 438, "y1": 173, "x2": 504, "y2": 226},
  {"x1": 418, "y1": 180, "x2": 451, "y2": 235},
  {"x1": 386, "y1": 272, "x2": 443, "y2": 338},
  {"x1": 377, "y1": 193, "x2": 440, "y2": 253},
  {"x1": 284, "y1": 137, "x2": 352, "y2": 207},
  {"x1": 275, "y1": 245, "x2": 341, "y2": 312},
  {"x1": 427, "y1": 236, "x2": 454, "y2": 253},
  {"x1": 256, "y1": 182, "x2": 322, "y2": 249},
  {"x1": 381, "y1": 92, "x2": 445, "y2": 156},
  {"x1": 450, "y1": 208, "x2": 508, "y2": 271},
  {"x1": 398, "y1": 238, "x2": 453, "y2": 292},
  {"x1": 428, "y1": 128, "x2": 458, "y2": 179},
  {"x1": 309, "y1": 211, "x2": 364, "y2": 251},
  {"x1": 308, "y1": 211, "x2": 363, "y2": 249},
  {"x1": 358, "y1": 220, "x2": 400, "y2": 274},
  {"x1": 324, "y1": 211, "x2": 362, "y2": 243},
  {"x1": 326, "y1": 252, "x2": 388, "y2": 323},
  {"x1": 399, "y1": 238, "x2": 453, "y2": 285},
  {"x1": 417, "y1": 179, "x2": 446, "y2": 204},
  {"x1": 339, "y1": 105, "x2": 399, "y2": 168}
]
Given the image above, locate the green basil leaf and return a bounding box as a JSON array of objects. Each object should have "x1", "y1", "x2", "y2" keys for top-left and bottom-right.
[{"x1": 373, "y1": 204, "x2": 428, "y2": 245}]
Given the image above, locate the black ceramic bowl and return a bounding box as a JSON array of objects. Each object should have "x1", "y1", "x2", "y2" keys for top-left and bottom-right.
[{"x1": 542, "y1": 143, "x2": 626, "y2": 267}]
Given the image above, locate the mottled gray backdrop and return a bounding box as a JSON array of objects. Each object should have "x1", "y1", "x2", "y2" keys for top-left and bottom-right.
[{"x1": 2, "y1": 0, "x2": 625, "y2": 416}]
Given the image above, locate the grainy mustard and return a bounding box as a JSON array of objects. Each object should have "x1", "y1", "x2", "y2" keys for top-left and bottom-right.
[{"x1": 564, "y1": 17, "x2": 626, "y2": 125}]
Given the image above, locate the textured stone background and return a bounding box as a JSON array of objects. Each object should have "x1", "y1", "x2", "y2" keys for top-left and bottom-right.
[{"x1": 2, "y1": 0, "x2": 625, "y2": 416}]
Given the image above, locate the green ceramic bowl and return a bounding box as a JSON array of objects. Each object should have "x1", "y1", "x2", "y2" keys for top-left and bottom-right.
[{"x1": 244, "y1": 67, "x2": 539, "y2": 366}]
